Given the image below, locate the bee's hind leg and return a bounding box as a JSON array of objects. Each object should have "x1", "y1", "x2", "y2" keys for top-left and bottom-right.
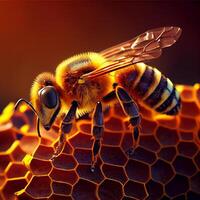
[
  {"x1": 91, "y1": 102, "x2": 104, "y2": 172},
  {"x1": 51, "y1": 101, "x2": 78, "y2": 160},
  {"x1": 116, "y1": 86, "x2": 141, "y2": 156}
]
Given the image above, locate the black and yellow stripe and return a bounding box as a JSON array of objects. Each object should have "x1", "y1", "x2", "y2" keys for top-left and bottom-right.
[{"x1": 118, "y1": 63, "x2": 181, "y2": 115}]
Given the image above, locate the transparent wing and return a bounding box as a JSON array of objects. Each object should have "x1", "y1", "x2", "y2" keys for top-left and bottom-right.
[{"x1": 81, "y1": 26, "x2": 182, "y2": 80}]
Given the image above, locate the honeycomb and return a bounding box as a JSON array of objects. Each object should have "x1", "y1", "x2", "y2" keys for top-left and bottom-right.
[{"x1": 0, "y1": 84, "x2": 200, "y2": 200}]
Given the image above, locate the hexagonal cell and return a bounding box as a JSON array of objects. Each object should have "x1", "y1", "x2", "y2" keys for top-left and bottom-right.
[
  {"x1": 0, "y1": 155, "x2": 10, "y2": 173},
  {"x1": 165, "y1": 174, "x2": 189, "y2": 198},
  {"x1": 98, "y1": 179, "x2": 123, "y2": 200},
  {"x1": 102, "y1": 164, "x2": 127, "y2": 184},
  {"x1": 125, "y1": 159, "x2": 149, "y2": 182},
  {"x1": 76, "y1": 164, "x2": 104, "y2": 184},
  {"x1": 100, "y1": 146, "x2": 127, "y2": 166},
  {"x1": 173, "y1": 156, "x2": 197, "y2": 176},
  {"x1": 69, "y1": 132, "x2": 93, "y2": 149},
  {"x1": 156, "y1": 126, "x2": 179, "y2": 146},
  {"x1": 50, "y1": 168, "x2": 78, "y2": 185},
  {"x1": 74, "y1": 148, "x2": 92, "y2": 164},
  {"x1": 6, "y1": 163, "x2": 27, "y2": 178},
  {"x1": 33, "y1": 145, "x2": 54, "y2": 160},
  {"x1": 29, "y1": 158, "x2": 52, "y2": 175},
  {"x1": 180, "y1": 101, "x2": 200, "y2": 117},
  {"x1": 191, "y1": 172, "x2": 200, "y2": 194},
  {"x1": 151, "y1": 159, "x2": 174, "y2": 184},
  {"x1": 158, "y1": 147, "x2": 176, "y2": 162},
  {"x1": 146, "y1": 180, "x2": 163, "y2": 200},
  {"x1": 102, "y1": 131, "x2": 122, "y2": 146},
  {"x1": 52, "y1": 181, "x2": 72, "y2": 195},
  {"x1": 104, "y1": 117, "x2": 124, "y2": 131},
  {"x1": 52, "y1": 154, "x2": 77, "y2": 170},
  {"x1": 72, "y1": 179, "x2": 97, "y2": 200},
  {"x1": 124, "y1": 180, "x2": 147, "y2": 199},
  {"x1": 139, "y1": 135, "x2": 160, "y2": 152},
  {"x1": 180, "y1": 116, "x2": 197, "y2": 131},
  {"x1": 140, "y1": 118, "x2": 157, "y2": 134},
  {"x1": 130, "y1": 146, "x2": 156, "y2": 164},
  {"x1": 2, "y1": 178, "x2": 27, "y2": 200},
  {"x1": 26, "y1": 176, "x2": 52, "y2": 198},
  {"x1": 0, "y1": 128, "x2": 15, "y2": 152},
  {"x1": 177, "y1": 142, "x2": 198, "y2": 157}
]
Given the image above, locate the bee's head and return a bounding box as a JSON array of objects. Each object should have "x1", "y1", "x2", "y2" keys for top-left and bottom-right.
[
  {"x1": 14, "y1": 73, "x2": 61, "y2": 137},
  {"x1": 37, "y1": 85, "x2": 60, "y2": 130},
  {"x1": 30, "y1": 73, "x2": 62, "y2": 133}
]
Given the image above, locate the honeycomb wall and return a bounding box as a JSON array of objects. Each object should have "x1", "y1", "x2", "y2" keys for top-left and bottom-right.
[{"x1": 0, "y1": 84, "x2": 200, "y2": 200}]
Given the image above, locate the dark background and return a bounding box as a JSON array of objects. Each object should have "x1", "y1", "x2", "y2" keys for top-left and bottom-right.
[{"x1": 0, "y1": 1, "x2": 200, "y2": 111}]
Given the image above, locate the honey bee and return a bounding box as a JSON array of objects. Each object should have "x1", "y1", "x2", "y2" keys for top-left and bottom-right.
[{"x1": 15, "y1": 26, "x2": 182, "y2": 171}]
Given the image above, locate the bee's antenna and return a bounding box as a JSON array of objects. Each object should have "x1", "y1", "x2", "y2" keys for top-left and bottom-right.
[
  {"x1": 15, "y1": 98, "x2": 38, "y2": 115},
  {"x1": 15, "y1": 98, "x2": 42, "y2": 137}
]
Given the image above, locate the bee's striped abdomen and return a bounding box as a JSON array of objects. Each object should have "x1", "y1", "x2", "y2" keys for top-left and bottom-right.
[
  {"x1": 134, "y1": 66, "x2": 155, "y2": 97},
  {"x1": 116, "y1": 63, "x2": 181, "y2": 115}
]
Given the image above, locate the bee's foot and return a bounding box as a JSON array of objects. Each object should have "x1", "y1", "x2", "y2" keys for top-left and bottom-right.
[
  {"x1": 50, "y1": 147, "x2": 62, "y2": 161},
  {"x1": 51, "y1": 142, "x2": 64, "y2": 161},
  {"x1": 126, "y1": 147, "x2": 135, "y2": 156},
  {"x1": 90, "y1": 165, "x2": 95, "y2": 173},
  {"x1": 50, "y1": 156, "x2": 55, "y2": 161},
  {"x1": 50, "y1": 154, "x2": 57, "y2": 161},
  {"x1": 90, "y1": 160, "x2": 96, "y2": 173}
]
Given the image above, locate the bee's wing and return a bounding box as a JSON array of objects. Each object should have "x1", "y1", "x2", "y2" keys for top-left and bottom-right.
[{"x1": 81, "y1": 26, "x2": 182, "y2": 80}]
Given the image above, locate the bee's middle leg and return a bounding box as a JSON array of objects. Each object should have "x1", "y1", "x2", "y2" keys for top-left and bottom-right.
[
  {"x1": 51, "y1": 100, "x2": 78, "y2": 160},
  {"x1": 116, "y1": 86, "x2": 141, "y2": 156},
  {"x1": 91, "y1": 102, "x2": 104, "y2": 172}
]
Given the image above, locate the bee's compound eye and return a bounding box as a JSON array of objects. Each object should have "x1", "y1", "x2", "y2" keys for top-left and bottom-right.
[{"x1": 39, "y1": 86, "x2": 58, "y2": 109}]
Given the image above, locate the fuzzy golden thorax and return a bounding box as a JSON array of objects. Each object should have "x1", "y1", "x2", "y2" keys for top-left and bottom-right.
[
  {"x1": 56, "y1": 52, "x2": 114, "y2": 116},
  {"x1": 66, "y1": 71, "x2": 112, "y2": 114}
]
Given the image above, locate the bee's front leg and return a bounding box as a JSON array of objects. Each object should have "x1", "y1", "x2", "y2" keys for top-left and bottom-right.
[
  {"x1": 116, "y1": 86, "x2": 141, "y2": 156},
  {"x1": 51, "y1": 100, "x2": 78, "y2": 160},
  {"x1": 91, "y1": 102, "x2": 104, "y2": 172}
]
